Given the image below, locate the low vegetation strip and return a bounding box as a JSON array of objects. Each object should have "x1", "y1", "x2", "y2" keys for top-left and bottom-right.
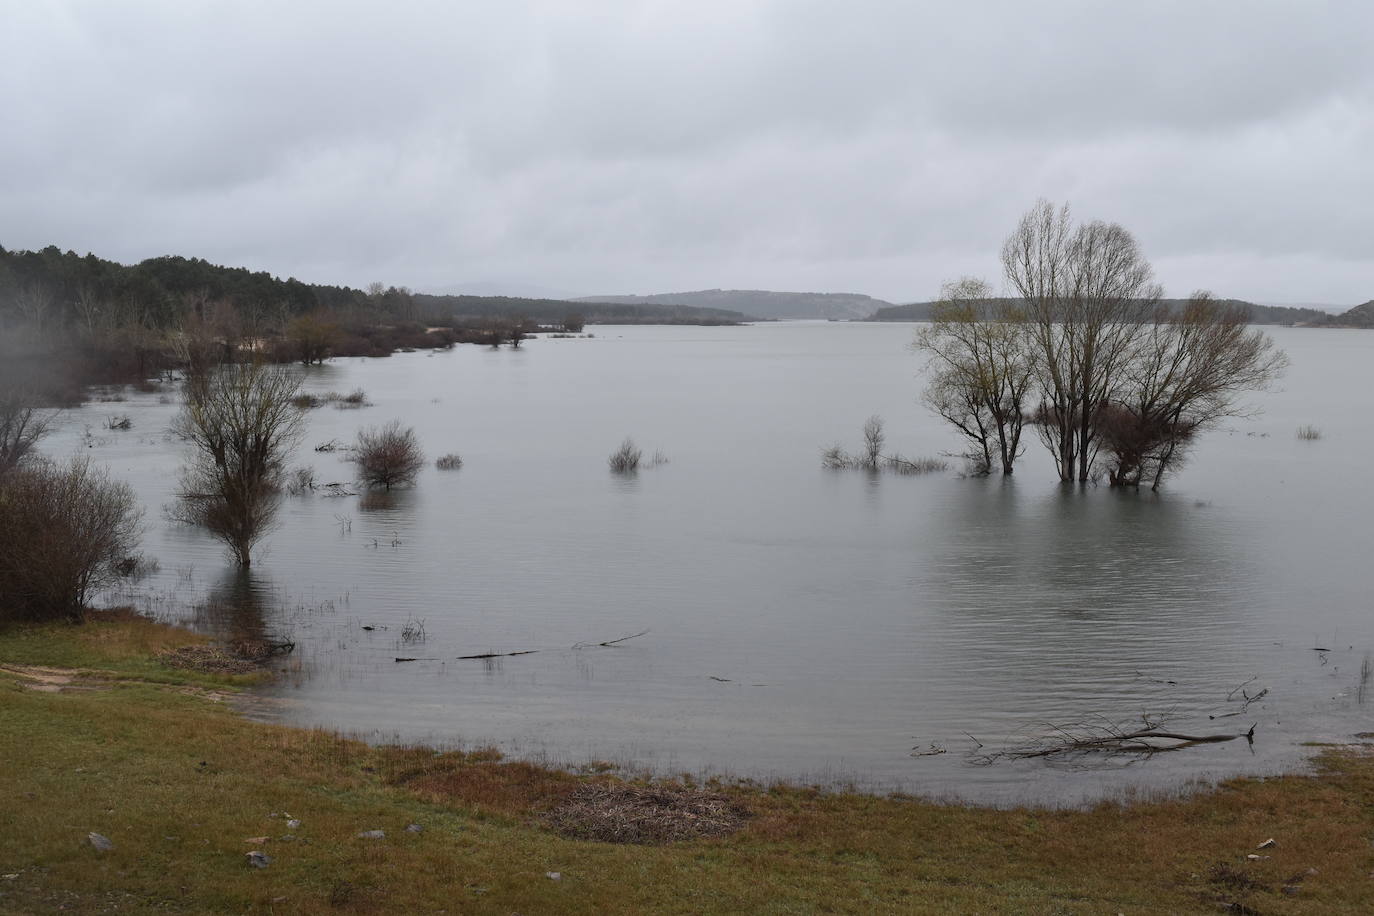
[{"x1": 2, "y1": 613, "x2": 1374, "y2": 913}]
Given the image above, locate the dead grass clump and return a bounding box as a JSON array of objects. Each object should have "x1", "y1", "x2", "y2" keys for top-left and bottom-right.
[
  {"x1": 435, "y1": 453, "x2": 463, "y2": 470},
  {"x1": 544, "y1": 782, "x2": 749, "y2": 845},
  {"x1": 157, "y1": 645, "x2": 260, "y2": 674}
]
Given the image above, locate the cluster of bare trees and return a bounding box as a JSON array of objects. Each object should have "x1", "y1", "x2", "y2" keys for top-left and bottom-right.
[
  {"x1": 167, "y1": 361, "x2": 429, "y2": 566},
  {"x1": 915, "y1": 201, "x2": 1287, "y2": 489}
]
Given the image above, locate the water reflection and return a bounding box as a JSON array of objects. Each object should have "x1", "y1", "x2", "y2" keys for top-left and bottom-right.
[{"x1": 194, "y1": 569, "x2": 276, "y2": 641}]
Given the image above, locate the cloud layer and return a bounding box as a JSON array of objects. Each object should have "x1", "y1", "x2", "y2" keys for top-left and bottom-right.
[{"x1": 3, "y1": 1, "x2": 1371, "y2": 303}]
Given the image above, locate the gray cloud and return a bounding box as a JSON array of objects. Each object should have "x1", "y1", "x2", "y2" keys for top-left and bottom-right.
[{"x1": 2, "y1": 0, "x2": 1371, "y2": 304}]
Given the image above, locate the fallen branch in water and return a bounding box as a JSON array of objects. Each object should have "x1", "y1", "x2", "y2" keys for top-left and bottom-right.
[
  {"x1": 456, "y1": 650, "x2": 539, "y2": 660},
  {"x1": 972, "y1": 718, "x2": 1255, "y2": 765},
  {"x1": 394, "y1": 657, "x2": 440, "y2": 663},
  {"x1": 573, "y1": 629, "x2": 650, "y2": 649}
]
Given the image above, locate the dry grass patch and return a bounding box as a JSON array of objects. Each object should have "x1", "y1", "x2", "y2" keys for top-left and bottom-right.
[
  {"x1": 545, "y1": 783, "x2": 750, "y2": 845},
  {"x1": 157, "y1": 644, "x2": 261, "y2": 674},
  {"x1": 386, "y1": 749, "x2": 580, "y2": 816}
]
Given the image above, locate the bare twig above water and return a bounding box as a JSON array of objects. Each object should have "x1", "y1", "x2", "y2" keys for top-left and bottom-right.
[
  {"x1": 456, "y1": 649, "x2": 539, "y2": 660},
  {"x1": 573, "y1": 629, "x2": 650, "y2": 649}
]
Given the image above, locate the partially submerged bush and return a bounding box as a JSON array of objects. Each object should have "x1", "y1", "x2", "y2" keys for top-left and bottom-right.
[
  {"x1": 284, "y1": 466, "x2": 316, "y2": 495},
  {"x1": 822, "y1": 417, "x2": 947, "y2": 476},
  {"x1": 0, "y1": 457, "x2": 143, "y2": 621},
  {"x1": 435, "y1": 453, "x2": 463, "y2": 470},
  {"x1": 326, "y1": 388, "x2": 371, "y2": 409},
  {"x1": 1296, "y1": 425, "x2": 1322, "y2": 441},
  {"x1": 608, "y1": 438, "x2": 643, "y2": 473},
  {"x1": 352, "y1": 420, "x2": 424, "y2": 490}
]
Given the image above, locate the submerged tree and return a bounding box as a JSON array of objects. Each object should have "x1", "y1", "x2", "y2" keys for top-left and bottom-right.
[
  {"x1": 352, "y1": 420, "x2": 425, "y2": 490},
  {"x1": 915, "y1": 278, "x2": 1033, "y2": 475},
  {"x1": 916, "y1": 203, "x2": 1287, "y2": 489},
  {"x1": 171, "y1": 362, "x2": 306, "y2": 567},
  {"x1": 1002, "y1": 200, "x2": 1161, "y2": 482},
  {"x1": 1098, "y1": 293, "x2": 1287, "y2": 489}
]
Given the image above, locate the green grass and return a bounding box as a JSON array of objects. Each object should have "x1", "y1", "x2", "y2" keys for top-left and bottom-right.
[{"x1": 2, "y1": 613, "x2": 1373, "y2": 913}]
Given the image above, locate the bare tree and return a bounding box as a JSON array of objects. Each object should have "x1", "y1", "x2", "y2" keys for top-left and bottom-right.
[
  {"x1": 0, "y1": 457, "x2": 143, "y2": 621},
  {"x1": 171, "y1": 362, "x2": 306, "y2": 567},
  {"x1": 0, "y1": 388, "x2": 52, "y2": 476},
  {"x1": 861, "y1": 415, "x2": 885, "y2": 470},
  {"x1": 1100, "y1": 293, "x2": 1287, "y2": 489},
  {"x1": 915, "y1": 278, "x2": 1033, "y2": 474},
  {"x1": 1002, "y1": 200, "x2": 1161, "y2": 482},
  {"x1": 352, "y1": 420, "x2": 425, "y2": 490}
]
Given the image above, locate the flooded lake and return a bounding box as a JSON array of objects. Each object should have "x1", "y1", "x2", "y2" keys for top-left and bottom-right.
[{"x1": 51, "y1": 322, "x2": 1374, "y2": 806}]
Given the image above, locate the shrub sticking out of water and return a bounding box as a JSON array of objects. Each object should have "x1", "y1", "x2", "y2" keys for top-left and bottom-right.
[
  {"x1": 1296, "y1": 425, "x2": 1322, "y2": 441},
  {"x1": 608, "y1": 438, "x2": 643, "y2": 473},
  {"x1": 822, "y1": 416, "x2": 947, "y2": 475},
  {"x1": 291, "y1": 394, "x2": 323, "y2": 410},
  {"x1": 105, "y1": 414, "x2": 133, "y2": 430},
  {"x1": 284, "y1": 466, "x2": 317, "y2": 496},
  {"x1": 435, "y1": 453, "x2": 463, "y2": 470},
  {"x1": 401, "y1": 617, "x2": 427, "y2": 644},
  {"x1": 884, "y1": 455, "x2": 949, "y2": 475}
]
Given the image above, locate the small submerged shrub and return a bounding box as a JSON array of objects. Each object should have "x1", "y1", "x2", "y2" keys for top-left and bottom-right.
[
  {"x1": 352, "y1": 420, "x2": 424, "y2": 490},
  {"x1": 822, "y1": 416, "x2": 947, "y2": 476},
  {"x1": 885, "y1": 455, "x2": 949, "y2": 475},
  {"x1": 609, "y1": 437, "x2": 643, "y2": 473},
  {"x1": 1296, "y1": 425, "x2": 1322, "y2": 441},
  {"x1": 435, "y1": 453, "x2": 463, "y2": 470},
  {"x1": 284, "y1": 465, "x2": 317, "y2": 496}
]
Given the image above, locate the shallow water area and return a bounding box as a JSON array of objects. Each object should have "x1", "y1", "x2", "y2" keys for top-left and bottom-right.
[{"x1": 53, "y1": 322, "x2": 1374, "y2": 807}]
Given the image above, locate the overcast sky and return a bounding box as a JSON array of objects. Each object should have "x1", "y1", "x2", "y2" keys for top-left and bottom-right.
[{"x1": 2, "y1": 1, "x2": 1371, "y2": 305}]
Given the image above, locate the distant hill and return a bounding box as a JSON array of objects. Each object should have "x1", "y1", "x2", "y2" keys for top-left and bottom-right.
[
  {"x1": 1323, "y1": 300, "x2": 1374, "y2": 328},
  {"x1": 573, "y1": 289, "x2": 891, "y2": 321},
  {"x1": 413, "y1": 293, "x2": 747, "y2": 325},
  {"x1": 867, "y1": 298, "x2": 1328, "y2": 326}
]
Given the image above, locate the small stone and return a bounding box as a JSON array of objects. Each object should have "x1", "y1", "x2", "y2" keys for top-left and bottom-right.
[
  {"x1": 1246, "y1": 854, "x2": 1269, "y2": 861},
  {"x1": 2, "y1": 874, "x2": 18, "y2": 881},
  {"x1": 545, "y1": 871, "x2": 561, "y2": 881},
  {"x1": 246, "y1": 851, "x2": 272, "y2": 869},
  {"x1": 357, "y1": 830, "x2": 385, "y2": 839},
  {"x1": 405, "y1": 824, "x2": 423, "y2": 833},
  {"x1": 1305, "y1": 867, "x2": 1319, "y2": 876},
  {"x1": 1257, "y1": 838, "x2": 1277, "y2": 849},
  {"x1": 245, "y1": 836, "x2": 270, "y2": 845},
  {"x1": 286, "y1": 820, "x2": 300, "y2": 830},
  {"x1": 87, "y1": 832, "x2": 113, "y2": 852}
]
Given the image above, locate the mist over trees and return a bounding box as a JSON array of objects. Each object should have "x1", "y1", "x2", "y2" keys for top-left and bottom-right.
[
  {"x1": 917, "y1": 201, "x2": 1287, "y2": 489},
  {"x1": 0, "y1": 245, "x2": 744, "y2": 407}
]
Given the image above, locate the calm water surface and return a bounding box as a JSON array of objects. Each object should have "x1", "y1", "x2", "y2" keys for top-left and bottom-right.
[{"x1": 49, "y1": 323, "x2": 1374, "y2": 806}]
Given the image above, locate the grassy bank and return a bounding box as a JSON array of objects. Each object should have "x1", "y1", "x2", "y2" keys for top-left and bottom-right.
[{"x1": 2, "y1": 614, "x2": 1372, "y2": 914}]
